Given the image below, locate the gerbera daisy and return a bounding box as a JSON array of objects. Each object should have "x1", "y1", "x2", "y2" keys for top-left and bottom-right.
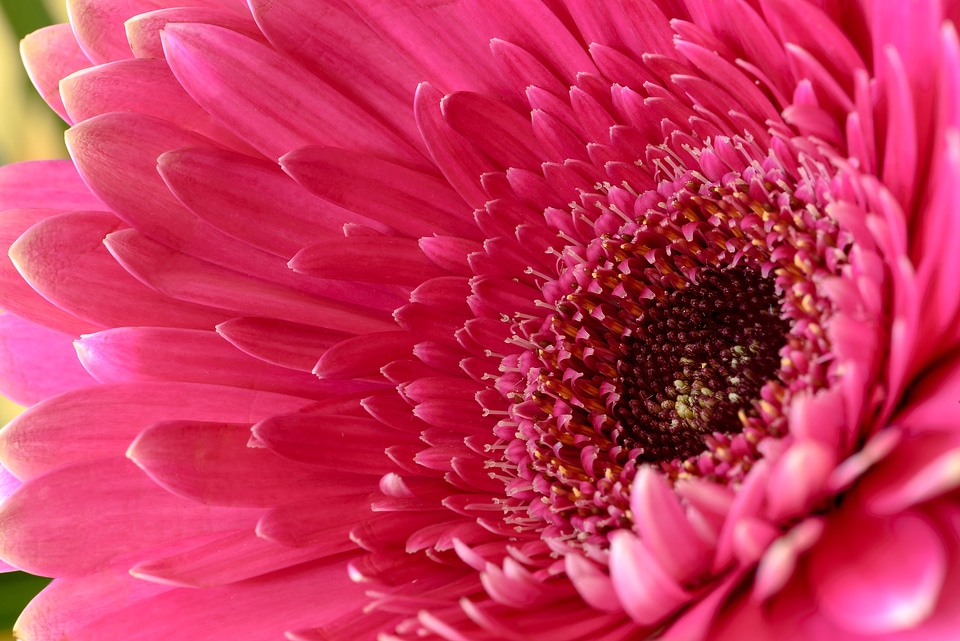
[{"x1": 1, "y1": 0, "x2": 959, "y2": 639}]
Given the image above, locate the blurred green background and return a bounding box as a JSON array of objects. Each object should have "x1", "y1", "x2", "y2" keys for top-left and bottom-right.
[{"x1": 0, "y1": 0, "x2": 71, "y2": 638}]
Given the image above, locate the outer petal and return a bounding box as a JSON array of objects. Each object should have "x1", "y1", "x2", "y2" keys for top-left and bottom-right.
[{"x1": 0, "y1": 315, "x2": 93, "y2": 406}]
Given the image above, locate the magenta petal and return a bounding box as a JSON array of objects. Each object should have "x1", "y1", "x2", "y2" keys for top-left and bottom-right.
[
  {"x1": 157, "y1": 146, "x2": 355, "y2": 260},
  {"x1": 217, "y1": 318, "x2": 348, "y2": 373},
  {"x1": 564, "y1": 553, "x2": 622, "y2": 613},
  {"x1": 608, "y1": 530, "x2": 691, "y2": 625},
  {"x1": 76, "y1": 327, "x2": 326, "y2": 399},
  {"x1": 15, "y1": 566, "x2": 172, "y2": 641},
  {"x1": 0, "y1": 382, "x2": 310, "y2": 480},
  {"x1": 0, "y1": 315, "x2": 93, "y2": 407},
  {"x1": 161, "y1": 22, "x2": 424, "y2": 165},
  {"x1": 290, "y1": 236, "x2": 449, "y2": 286},
  {"x1": 104, "y1": 228, "x2": 396, "y2": 334},
  {"x1": 10, "y1": 211, "x2": 229, "y2": 330},
  {"x1": 280, "y1": 145, "x2": 477, "y2": 239},
  {"x1": 125, "y1": 6, "x2": 268, "y2": 59},
  {"x1": 314, "y1": 331, "x2": 417, "y2": 380},
  {"x1": 248, "y1": 0, "x2": 426, "y2": 151},
  {"x1": 130, "y1": 529, "x2": 329, "y2": 588},
  {"x1": 256, "y1": 493, "x2": 376, "y2": 549},
  {"x1": 0, "y1": 209, "x2": 99, "y2": 336},
  {"x1": 442, "y1": 91, "x2": 544, "y2": 171},
  {"x1": 631, "y1": 467, "x2": 712, "y2": 584},
  {"x1": 128, "y1": 420, "x2": 333, "y2": 507},
  {"x1": 896, "y1": 349, "x2": 960, "y2": 432},
  {"x1": 0, "y1": 457, "x2": 261, "y2": 576},
  {"x1": 808, "y1": 511, "x2": 947, "y2": 634},
  {"x1": 0, "y1": 160, "x2": 101, "y2": 211},
  {"x1": 21, "y1": 24, "x2": 90, "y2": 123},
  {"x1": 253, "y1": 413, "x2": 412, "y2": 474},
  {"x1": 60, "y1": 58, "x2": 252, "y2": 153},
  {"x1": 22, "y1": 557, "x2": 369, "y2": 641}
]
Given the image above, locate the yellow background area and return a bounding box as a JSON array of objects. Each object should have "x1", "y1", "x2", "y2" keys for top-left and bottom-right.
[{"x1": 1, "y1": 1, "x2": 70, "y2": 639}]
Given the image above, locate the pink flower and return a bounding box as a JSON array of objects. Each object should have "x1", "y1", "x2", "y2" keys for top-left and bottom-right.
[{"x1": 1, "y1": 0, "x2": 959, "y2": 639}]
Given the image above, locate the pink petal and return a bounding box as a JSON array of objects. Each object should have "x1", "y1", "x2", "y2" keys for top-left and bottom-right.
[
  {"x1": 130, "y1": 528, "x2": 330, "y2": 588},
  {"x1": 809, "y1": 510, "x2": 947, "y2": 635},
  {"x1": 608, "y1": 530, "x2": 691, "y2": 625},
  {"x1": 60, "y1": 58, "x2": 253, "y2": 153},
  {"x1": 66, "y1": 0, "x2": 157, "y2": 63},
  {"x1": 160, "y1": 22, "x2": 424, "y2": 165},
  {"x1": 863, "y1": 433, "x2": 960, "y2": 515},
  {"x1": 76, "y1": 327, "x2": 326, "y2": 399},
  {"x1": 0, "y1": 160, "x2": 101, "y2": 210},
  {"x1": 290, "y1": 236, "x2": 450, "y2": 286},
  {"x1": 896, "y1": 349, "x2": 960, "y2": 432},
  {"x1": 248, "y1": 0, "x2": 426, "y2": 151},
  {"x1": 21, "y1": 555, "x2": 369, "y2": 641},
  {"x1": 125, "y1": 6, "x2": 268, "y2": 59},
  {"x1": 0, "y1": 209, "x2": 99, "y2": 336},
  {"x1": 280, "y1": 145, "x2": 476, "y2": 239},
  {"x1": 157, "y1": 146, "x2": 360, "y2": 260},
  {"x1": 216, "y1": 317, "x2": 348, "y2": 373},
  {"x1": 257, "y1": 493, "x2": 379, "y2": 549},
  {"x1": 414, "y1": 82, "x2": 496, "y2": 210},
  {"x1": 441, "y1": 91, "x2": 544, "y2": 170},
  {"x1": 0, "y1": 314, "x2": 93, "y2": 407},
  {"x1": 20, "y1": 24, "x2": 91, "y2": 123},
  {"x1": 252, "y1": 413, "x2": 411, "y2": 474},
  {"x1": 104, "y1": 228, "x2": 396, "y2": 335},
  {"x1": 631, "y1": 467, "x2": 713, "y2": 584},
  {"x1": 0, "y1": 456, "x2": 261, "y2": 576},
  {"x1": 127, "y1": 420, "x2": 334, "y2": 507},
  {"x1": 753, "y1": 517, "x2": 824, "y2": 601},
  {"x1": 764, "y1": 440, "x2": 836, "y2": 523},
  {"x1": 314, "y1": 331, "x2": 417, "y2": 380},
  {"x1": 565, "y1": 553, "x2": 622, "y2": 613},
  {"x1": 9, "y1": 211, "x2": 229, "y2": 330},
  {"x1": 16, "y1": 566, "x2": 172, "y2": 641},
  {"x1": 0, "y1": 381, "x2": 310, "y2": 480}
]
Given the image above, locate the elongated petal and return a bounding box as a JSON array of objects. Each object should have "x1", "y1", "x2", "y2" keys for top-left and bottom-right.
[
  {"x1": 161, "y1": 22, "x2": 424, "y2": 165},
  {"x1": 0, "y1": 382, "x2": 311, "y2": 480},
  {"x1": 0, "y1": 315, "x2": 92, "y2": 406},
  {"x1": 0, "y1": 457, "x2": 261, "y2": 576}
]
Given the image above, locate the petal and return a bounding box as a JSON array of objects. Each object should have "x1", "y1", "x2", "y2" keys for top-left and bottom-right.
[
  {"x1": 631, "y1": 467, "x2": 712, "y2": 584},
  {"x1": 0, "y1": 315, "x2": 93, "y2": 407},
  {"x1": 60, "y1": 58, "x2": 252, "y2": 152},
  {"x1": 0, "y1": 160, "x2": 101, "y2": 211},
  {"x1": 160, "y1": 22, "x2": 424, "y2": 165},
  {"x1": 103, "y1": 228, "x2": 396, "y2": 335},
  {"x1": 0, "y1": 456, "x2": 261, "y2": 576},
  {"x1": 808, "y1": 511, "x2": 947, "y2": 635},
  {"x1": 0, "y1": 381, "x2": 311, "y2": 480},
  {"x1": 608, "y1": 530, "x2": 691, "y2": 626},
  {"x1": 20, "y1": 24, "x2": 91, "y2": 123},
  {"x1": 216, "y1": 317, "x2": 348, "y2": 373},
  {"x1": 252, "y1": 413, "x2": 412, "y2": 474},
  {"x1": 76, "y1": 327, "x2": 334, "y2": 400},
  {"x1": 127, "y1": 420, "x2": 333, "y2": 507},
  {"x1": 280, "y1": 145, "x2": 477, "y2": 239},
  {"x1": 129, "y1": 529, "x2": 331, "y2": 588},
  {"x1": 157, "y1": 146, "x2": 359, "y2": 260},
  {"x1": 0, "y1": 209, "x2": 99, "y2": 335},
  {"x1": 9, "y1": 211, "x2": 229, "y2": 330},
  {"x1": 290, "y1": 236, "x2": 450, "y2": 286},
  {"x1": 20, "y1": 556, "x2": 370, "y2": 641}
]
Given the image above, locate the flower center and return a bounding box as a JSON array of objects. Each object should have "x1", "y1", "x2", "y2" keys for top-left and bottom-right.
[{"x1": 615, "y1": 265, "x2": 789, "y2": 463}]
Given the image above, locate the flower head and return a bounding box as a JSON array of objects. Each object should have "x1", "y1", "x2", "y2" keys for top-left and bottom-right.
[{"x1": 2, "y1": 1, "x2": 960, "y2": 639}]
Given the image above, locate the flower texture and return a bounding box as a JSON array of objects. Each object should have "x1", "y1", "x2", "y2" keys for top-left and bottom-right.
[{"x1": 1, "y1": 0, "x2": 960, "y2": 639}]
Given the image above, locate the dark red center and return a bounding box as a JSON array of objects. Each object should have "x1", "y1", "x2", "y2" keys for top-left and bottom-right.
[{"x1": 614, "y1": 265, "x2": 789, "y2": 463}]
